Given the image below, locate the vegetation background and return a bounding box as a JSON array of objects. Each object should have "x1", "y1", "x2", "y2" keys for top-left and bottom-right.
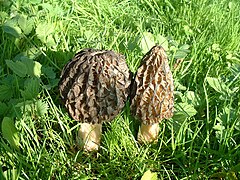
[{"x1": 0, "y1": 0, "x2": 240, "y2": 179}]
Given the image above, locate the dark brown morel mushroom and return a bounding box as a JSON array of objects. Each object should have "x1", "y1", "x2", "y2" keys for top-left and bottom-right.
[
  {"x1": 59, "y1": 48, "x2": 131, "y2": 151},
  {"x1": 130, "y1": 45, "x2": 174, "y2": 143}
]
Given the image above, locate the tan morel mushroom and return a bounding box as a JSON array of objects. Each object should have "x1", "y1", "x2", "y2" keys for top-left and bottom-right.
[
  {"x1": 59, "y1": 48, "x2": 131, "y2": 151},
  {"x1": 130, "y1": 45, "x2": 174, "y2": 143}
]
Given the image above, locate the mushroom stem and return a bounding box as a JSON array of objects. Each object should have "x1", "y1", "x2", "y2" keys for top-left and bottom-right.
[
  {"x1": 137, "y1": 123, "x2": 160, "y2": 143},
  {"x1": 77, "y1": 123, "x2": 102, "y2": 151}
]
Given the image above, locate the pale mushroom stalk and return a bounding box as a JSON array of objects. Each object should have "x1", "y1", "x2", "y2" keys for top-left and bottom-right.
[
  {"x1": 130, "y1": 45, "x2": 174, "y2": 143},
  {"x1": 77, "y1": 123, "x2": 102, "y2": 151},
  {"x1": 59, "y1": 48, "x2": 131, "y2": 151},
  {"x1": 137, "y1": 123, "x2": 160, "y2": 143}
]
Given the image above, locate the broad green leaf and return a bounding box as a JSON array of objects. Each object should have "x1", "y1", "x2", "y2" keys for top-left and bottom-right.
[
  {"x1": 140, "y1": 32, "x2": 155, "y2": 54},
  {"x1": 6, "y1": 60, "x2": 27, "y2": 77},
  {"x1": 43, "y1": 78, "x2": 59, "y2": 90},
  {"x1": 21, "y1": 58, "x2": 42, "y2": 78},
  {"x1": 173, "y1": 102, "x2": 197, "y2": 120},
  {"x1": 18, "y1": 15, "x2": 34, "y2": 35},
  {"x1": 42, "y1": 66, "x2": 56, "y2": 79},
  {"x1": 15, "y1": 100, "x2": 34, "y2": 115},
  {"x1": 156, "y1": 34, "x2": 168, "y2": 50},
  {"x1": 41, "y1": 3, "x2": 54, "y2": 12},
  {"x1": 21, "y1": 78, "x2": 40, "y2": 99},
  {"x1": 14, "y1": 54, "x2": 42, "y2": 77},
  {"x1": 181, "y1": 103, "x2": 197, "y2": 117},
  {"x1": 3, "y1": 19, "x2": 22, "y2": 38},
  {"x1": 40, "y1": 3, "x2": 64, "y2": 16},
  {"x1": 1, "y1": 117, "x2": 20, "y2": 149},
  {"x1": 3, "y1": 25, "x2": 22, "y2": 38},
  {"x1": 184, "y1": 91, "x2": 201, "y2": 107},
  {"x1": 141, "y1": 170, "x2": 158, "y2": 180},
  {"x1": 20, "y1": 57, "x2": 34, "y2": 76},
  {"x1": 1, "y1": 74, "x2": 18, "y2": 87},
  {"x1": 206, "y1": 77, "x2": 228, "y2": 94},
  {"x1": 33, "y1": 61, "x2": 42, "y2": 78},
  {"x1": 26, "y1": 47, "x2": 41, "y2": 59},
  {"x1": 179, "y1": 44, "x2": 190, "y2": 50},
  {"x1": 0, "y1": 85, "x2": 13, "y2": 101},
  {"x1": 46, "y1": 34, "x2": 56, "y2": 47},
  {"x1": 50, "y1": 78, "x2": 59, "y2": 88},
  {"x1": 174, "y1": 50, "x2": 188, "y2": 59},
  {"x1": 0, "y1": 102, "x2": 8, "y2": 115},
  {"x1": 36, "y1": 100, "x2": 48, "y2": 117},
  {"x1": 173, "y1": 111, "x2": 188, "y2": 122},
  {"x1": 173, "y1": 44, "x2": 191, "y2": 59},
  {"x1": 36, "y1": 22, "x2": 54, "y2": 43},
  {"x1": 14, "y1": 53, "x2": 29, "y2": 61}
]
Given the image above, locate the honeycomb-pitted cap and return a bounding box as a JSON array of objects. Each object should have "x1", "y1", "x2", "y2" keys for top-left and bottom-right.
[
  {"x1": 59, "y1": 48, "x2": 131, "y2": 124},
  {"x1": 130, "y1": 45, "x2": 174, "y2": 125}
]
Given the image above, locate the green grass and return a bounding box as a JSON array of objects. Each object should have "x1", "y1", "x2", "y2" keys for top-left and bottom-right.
[{"x1": 1, "y1": 0, "x2": 240, "y2": 179}]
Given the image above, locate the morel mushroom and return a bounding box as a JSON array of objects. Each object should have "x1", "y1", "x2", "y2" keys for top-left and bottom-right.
[
  {"x1": 130, "y1": 45, "x2": 174, "y2": 143},
  {"x1": 59, "y1": 48, "x2": 131, "y2": 151}
]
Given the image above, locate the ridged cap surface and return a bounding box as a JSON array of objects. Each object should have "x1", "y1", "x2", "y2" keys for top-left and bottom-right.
[
  {"x1": 130, "y1": 46, "x2": 174, "y2": 125},
  {"x1": 59, "y1": 48, "x2": 131, "y2": 124}
]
